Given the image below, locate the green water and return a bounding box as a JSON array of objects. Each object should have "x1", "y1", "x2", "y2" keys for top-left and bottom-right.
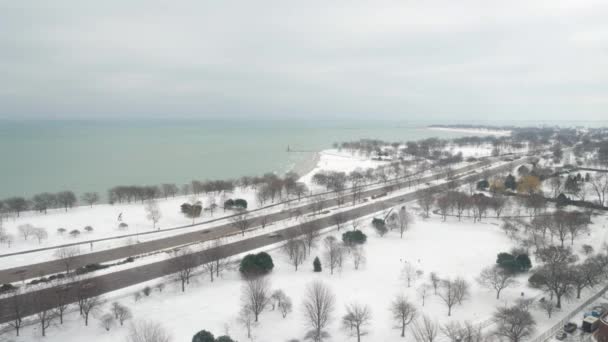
[{"x1": 0, "y1": 119, "x2": 524, "y2": 199}]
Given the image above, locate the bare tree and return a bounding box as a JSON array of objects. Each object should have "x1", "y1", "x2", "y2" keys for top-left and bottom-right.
[
  {"x1": 412, "y1": 315, "x2": 439, "y2": 342},
  {"x1": 323, "y1": 236, "x2": 343, "y2": 275},
  {"x1": 441, "y1": 321, "x2": 484, "y2": 342},
  {"x1": 54, "y1": 246, "x2": 81, "y2": 274},
  {"x1": 395, "y1": 206, "x2": 413, "y2": 238},
  {"x1": 53, "y1": 287, "x2": 71, "y2": 324},
  {"x1": 538, "y1": 299, "x2": 558, "y2": 318},
  {"x1": 279, "y1": 296, "x2": 293, "y2": 318},
  {"x1": 202, "y1": 238, "x2": 230, "y2": 281},
  {"x1": 241, "y1": 277, "x2": 271, "y2": 322},
  {"x1": 81, "y1": 294, "x2": 103, "y2": 326},
  {"x1": 417, "y1": 284, "x2": 430, "y2": 306},
  {"x1": 548, "y1": 177, "x2": 562, "y2": 198},
  {"x1": 160, "y1": 184, "x2": 179, "y2": 198},
  {"x1": 206, "y1": 194, "x2": 217, "y2": 216},
  {"x1": 31, "y1": 290, "x2": 57, "y2": 337},
  {"x1": 145, "y1": 200, "x2": 162, "y2": 229},
  {"x1": 351, "y1": 217, "x2": 361, "y2": 231},
  {"x1": 477, "y1": 266, "x2": 518, "y2": 299},
  {"x1": 351, "y1": 246, "x2": 366, "y2": 270},
  {"x1": 81, "y1": 192, "x2": 100, "y2": 207},
  {"x1": 270, "y1": 289, "x2": 285, "y2": 310},
  {"x1": 32, "y1": 227, "x2": 48, "y2": 244},
  {"x1": 300, "y1": 220, "x2": 320, "y2": 255},
  {"x1": 99, "y1": 313, "x2": 115, "y2": 331},
  {"x1": 290, "y1": 238, "x2": 311, "y2": 270},
  {"x1": 259, "y1": 213, "x2": 268, "y2": 229},
  {"x1": 200, "y1": 240, "x2": 230, "y2": 283},
  {"x1": 333, "y1": 211, "x2": 347, "y2": 231},
  {"x1": 454, "y1": 277, "x2": 470, "y2": 305},
  {"x1": 9, "y1": 292, "x2": 24, "y2": 336},
  {"x1": 312, "y1": 195, "x2": 326, "y2": 215},
  {"x1": 390, "y1": 295, "x2": 417, "y2": 337},
  {"x1": 490, "y1": 195, "x2": 508, "y2": 218},
  {"x1": 438, "y1": 277, "x2": 469, "y2": 316},
  {"x1": 589, "y1": 173, "x2": 607, "y2": 206},
  {"x1": 436, "y1": 196, "x2": 450, "y2": 221},
  {"x1": 112, "y1": 302, "x2": 133, "y2": 326},
  {"x1": 570, "y1": 257, "x2": 605, "y2": 299},
  {"x1": 342, "y1": 303, "x2": 372, "y2": 342},
  {"x1": 532, "y1": 246, "x2": 577, "y2": 308},
  {"x1": 418, "y1": 189, "x2": 435, "y2": 218},
  {"x1": 126, "y1": 320, "x2": 172, "y2": 342},
  {"x1": 238, "y1": 306, "x2": 257, "y2": 339},
  {"x1": 549, "y1": 211, "x2": 570, "y2": 247},
  {"x1": 492, "y1": 306, "x2": 536, "y2": 342},
  {"x1": 563, "y1": 211, "x2": 590, "y2": 246},
  {"x1": 169, "y1": 248, "x2": 197, "y2": 292},
  {"x1": 231, "y1": 211, "x2": 251, "y2": 236},
  {"x1": 429, "y1": 272, "x2": 440, "y2": 294},
  {"x1": 17, "y1": 223, "x2": 35, "y2": 240},
  {"x1": 303, "y1": 281, "x2": 336, "y2": 342},
  {"x1": 402, "y1": 263, "x2": 420, "y2": 287}
]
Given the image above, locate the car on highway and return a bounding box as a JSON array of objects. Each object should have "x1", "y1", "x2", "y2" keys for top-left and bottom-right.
[
  {"x1": 555, "y1": 331, "x2": 567, "y2": 340},
  {"x1": 564, "y1": 322, "x2": 577, "y2": 333}
]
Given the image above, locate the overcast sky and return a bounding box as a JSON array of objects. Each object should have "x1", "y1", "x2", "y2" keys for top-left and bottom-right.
[{"x1": 1, "y1": 0, "x2": 607, "y2": 121}]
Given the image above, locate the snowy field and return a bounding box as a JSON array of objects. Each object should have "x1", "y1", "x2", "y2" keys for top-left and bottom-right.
[
  {"x1": 446, "y1": 143, "x2": 528, "y2": 159},
  {"x1": 298, "y1": 149, "x2": 388, "y2": 191},
  {"x1": 6, "y1": 208, "x2": 608, "y2": 342},
  {"x1": 0, "y1": 188, "x2": 259, "y2": 254}
]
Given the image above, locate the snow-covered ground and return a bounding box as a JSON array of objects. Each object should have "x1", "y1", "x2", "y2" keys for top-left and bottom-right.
[
  {"x1": 3, "y1": 145, "x2": 608, "y2": 342},
  {"x1": 447, "y1": 143, "x2": 528, "y2": 159},
  {"x1": 7, "y1": 209, "x2": 608, "y2": 342},
  {"x1": 0, "y1": 188, "x2": 259, "y2": 254},
  {"x1": 298, "y1": 149, "x2": 389, "y2": 188}
]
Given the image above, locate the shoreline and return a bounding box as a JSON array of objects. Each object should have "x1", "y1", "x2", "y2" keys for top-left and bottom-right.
[
  {"x1": 290, "y1": 151, "x2": 321, "y2": 180},
  {"x1": 428, "y1": 126, "x2": 511, "y2": 136}
]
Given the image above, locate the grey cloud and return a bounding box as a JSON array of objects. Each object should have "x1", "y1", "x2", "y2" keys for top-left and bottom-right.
[{"x1": 1, "y1": 0, "x2": 607, "y2": 120}]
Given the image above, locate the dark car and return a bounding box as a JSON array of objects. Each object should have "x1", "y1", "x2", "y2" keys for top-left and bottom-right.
[{"x1": 564, "y1": 322, "x2": 577, "y2": 333}]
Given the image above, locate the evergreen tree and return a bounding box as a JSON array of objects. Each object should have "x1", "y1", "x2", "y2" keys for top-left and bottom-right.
[
  {"x1": 313, "y1": 256, "x2": 322, "y2": 272},
  {"x1": 239, "y1": 252, "x2": 274, "y2": 277},
  {"x1": 476, "y1": 179, "x2": 489, "y2": 190},
  {"x1": 504, "y1": 174, "x2": 517, "y2": 191},
  {"x1": 192, "y1": 330, "x2": 215, "y2": 342},
  {"x1": 342, "y1": 230, "x2": 367, "y2": 246}
]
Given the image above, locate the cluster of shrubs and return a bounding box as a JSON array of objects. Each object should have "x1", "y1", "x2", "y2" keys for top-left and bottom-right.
[
  {"x1": 192, "y1": 330, "x2": 235, "y2": 342},
  {"x1": 342, "y1": 230, "x2": 367, "y2": 246},
  {"x1": 239, "y1": 252, "x2": 274, "y2": 277},
  {"x1": 372, "y1": 218, "x2": 388, "y2": 236},
  {"x1": 496, "y1": 252, "x2": 532, "y2": 273},
  {"x1": 223, "y1": 198, "x2": 248, "y2": 210}
]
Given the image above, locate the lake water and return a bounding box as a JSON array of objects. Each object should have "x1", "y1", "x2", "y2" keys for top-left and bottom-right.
[{"x1": 1, "y1": 119, "x2": 604, "y2": 199}]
